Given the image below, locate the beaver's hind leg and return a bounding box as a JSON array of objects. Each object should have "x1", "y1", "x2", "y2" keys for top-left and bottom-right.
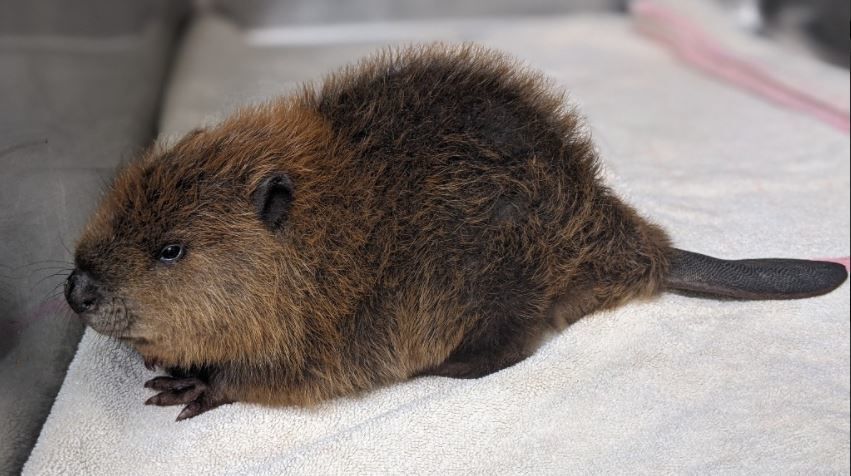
[
  {"x1": 419, "y1": 312, "x2": 549, "y2": 379},
  {"x1": 421, "y1": 284, "x2": 609, "y2": 379},
  {"x1": 420, "y1": 344, "x2": 530, "y2": 379}
]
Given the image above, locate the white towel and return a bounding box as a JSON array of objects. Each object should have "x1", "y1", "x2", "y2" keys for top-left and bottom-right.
[{"x1": 25, "y1": 4, "x2": 849, "y2": 474}]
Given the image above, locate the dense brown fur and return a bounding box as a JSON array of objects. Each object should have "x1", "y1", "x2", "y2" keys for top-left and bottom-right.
[{"x1": 72, "y1": 44, "x2": 671, "y2": 417}]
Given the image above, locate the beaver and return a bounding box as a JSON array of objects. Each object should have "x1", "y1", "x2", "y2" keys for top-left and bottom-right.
[{"x1": 64, "y1": 45, "x2": 848, "y2": 421}]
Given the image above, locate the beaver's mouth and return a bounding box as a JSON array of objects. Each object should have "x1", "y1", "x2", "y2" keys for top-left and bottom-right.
[
  {"x1": 65, "y1": 270, "x2": 140, "y2": 338},
  {"x1": 74, "y1": 297, "x2": 136, "y2": 338}
]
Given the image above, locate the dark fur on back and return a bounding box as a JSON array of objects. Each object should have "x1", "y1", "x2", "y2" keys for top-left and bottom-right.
[{"x1": 75, "y1": 44, "x2": 670, "y2": 411}]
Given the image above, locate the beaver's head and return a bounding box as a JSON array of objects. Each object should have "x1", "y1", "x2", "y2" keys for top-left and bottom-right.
[{"x1": 64, "y1": 102, "x2": 335, "y2": 367}]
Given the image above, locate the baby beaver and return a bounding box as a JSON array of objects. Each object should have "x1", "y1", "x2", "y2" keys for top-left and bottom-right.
[{"x1": 65, "y1": 45, "x2": 848, "y2": 420}]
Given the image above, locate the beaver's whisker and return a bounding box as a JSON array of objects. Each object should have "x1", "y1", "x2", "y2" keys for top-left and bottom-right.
[
  {"x1": 57, "y1": 233, "x2": 74, "y2": 257},
  {"x1": 14, "y1": 261, "x2": 73, "y2": 273},
  {"x1": 30, "y1": 270, "x2": 72, "y2": 290}
]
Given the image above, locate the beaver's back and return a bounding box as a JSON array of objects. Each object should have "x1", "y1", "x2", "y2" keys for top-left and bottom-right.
[
  {"x1": 311, "y1": 44, "x2": 601, "y2": 262},
  {"x1": 316, "y1": 45, "x2": 590, "y2": 168}
]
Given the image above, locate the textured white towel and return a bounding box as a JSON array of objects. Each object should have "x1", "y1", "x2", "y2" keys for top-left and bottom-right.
[{"x1": 25, "y1": 5, "x2": 850, "y2": 474}]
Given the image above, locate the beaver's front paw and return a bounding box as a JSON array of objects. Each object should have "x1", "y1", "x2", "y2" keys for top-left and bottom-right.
[{"x1": 144, "y1": 376, "x2": 232, "y2": 421}]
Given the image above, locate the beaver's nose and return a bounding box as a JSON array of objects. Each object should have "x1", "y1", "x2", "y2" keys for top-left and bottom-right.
[{"x1": 65, "y1": 269, "x2": 102, "y2": 314}]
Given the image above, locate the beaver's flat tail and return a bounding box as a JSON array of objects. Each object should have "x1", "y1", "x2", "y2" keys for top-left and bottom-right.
[{"x1": 665, "y1": 248, "x2": 848, "y2": 300}]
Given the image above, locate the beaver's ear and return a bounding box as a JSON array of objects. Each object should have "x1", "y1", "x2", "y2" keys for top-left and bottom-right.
[{"x1": 251, "y1": 174, "x2": 294, "y2": 230}]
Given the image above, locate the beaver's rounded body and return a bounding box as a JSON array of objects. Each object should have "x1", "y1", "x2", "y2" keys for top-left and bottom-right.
[{"x1": 66, "y1": 45, "x2": 846, "y2": 420}]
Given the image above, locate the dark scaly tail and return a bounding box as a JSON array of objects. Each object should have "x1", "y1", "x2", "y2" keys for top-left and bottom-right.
[{"x1": 665, "y1": 248, "x2": 848, "y2": 300}]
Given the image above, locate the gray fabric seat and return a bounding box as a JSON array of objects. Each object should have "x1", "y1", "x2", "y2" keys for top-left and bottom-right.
[{"x1": 0, "y1": 1, "x2": 187, "y2": 473}]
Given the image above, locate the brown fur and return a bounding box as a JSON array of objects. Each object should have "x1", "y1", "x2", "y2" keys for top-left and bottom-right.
[{"x1": 73, "y1": 44, "x2": 671, "y2": 416}]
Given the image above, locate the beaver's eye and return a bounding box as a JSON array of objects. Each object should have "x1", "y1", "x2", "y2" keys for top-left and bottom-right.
[{"x1": 158, "y1": 244, "x2": 185, "y2": 263}]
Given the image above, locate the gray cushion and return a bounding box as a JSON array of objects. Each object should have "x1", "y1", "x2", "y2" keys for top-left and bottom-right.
[{"x1": 0, "y1": 1, "x2": 188, "y2": 473}]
